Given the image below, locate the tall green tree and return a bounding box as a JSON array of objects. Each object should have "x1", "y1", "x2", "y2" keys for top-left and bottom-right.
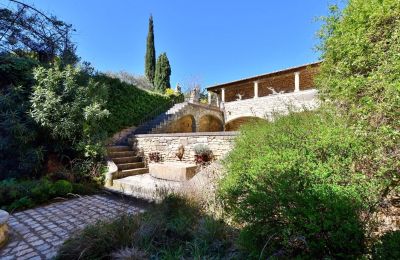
[
  {"x1": 145, "y1": 15, "x2": 156, "y2": 85},
  {"x1": 154, "y1": 52, "x2": 171, "y2": 93}
]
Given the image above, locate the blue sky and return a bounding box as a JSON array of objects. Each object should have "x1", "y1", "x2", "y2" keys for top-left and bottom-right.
[{"x1": 24, "y1": 0, "x2": 334, "y2": 89}]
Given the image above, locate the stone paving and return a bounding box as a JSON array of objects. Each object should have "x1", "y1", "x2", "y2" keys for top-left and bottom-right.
[{"x1": 0, "y1": 194, "x2": 147, "y2": 260}]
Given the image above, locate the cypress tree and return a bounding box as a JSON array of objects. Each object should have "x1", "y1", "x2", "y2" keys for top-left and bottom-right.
[
  {"x1": 154, "y1": 52, "x2": 171, "y2": 93},
  {"x1": 145, "y1": 15, "x2": 156, "y2": 85}
]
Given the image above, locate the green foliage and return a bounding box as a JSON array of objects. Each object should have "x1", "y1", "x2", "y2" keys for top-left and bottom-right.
[
  {"x1": 219, "y1": 111, "x2": 376, "y2": 258},
  {"x1": 30, "y1": 64, "x2": 109, "y2": 159},
  {"x1": 0, "y1": 178, "x2": 82, "y2": 212},
  {"x1": 94, "y1": 74, "x2": 174, "y2": 135},
  {"x1": 154, "y1": 52, "x2": 171, "y2": 93},
  {"x1": 145, "y1": 15, "x2": 156, "y2": 85},
  {"x1": 164, "y1": 87, "x2": 178, "y2": 97},
  {"x1": 193, "y1": 144, "x2": 212, "y2": 156},
  {"x1": 0, "y1": 54, "x2": 38, "y2": 87},
  {"x1": 56, "y1": 195, "x2": 237, "y2": 259},
  {"x1": 0, "y1": 54, "x2": 44, "y2": 179},
  {"x1": 317, "y1": 0, "x2": 400, "y2": 193},
  {"x1": 50, "y1": 180, "x2": 73, "y2": 197},
  {"x1": 372, "y1": 231, "x2": 400, "y2": 259},
  {"x1": 67, "y1": 158, "x2": 106, "y2": 184}
]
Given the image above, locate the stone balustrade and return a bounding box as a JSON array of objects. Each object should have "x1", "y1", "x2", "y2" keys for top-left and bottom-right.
[{"x1": 224, "y1": 89, "x2": 319, "y2": 123}]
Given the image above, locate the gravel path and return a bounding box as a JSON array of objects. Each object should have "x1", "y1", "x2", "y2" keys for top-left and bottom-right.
[{"x1": 0, "y1": 194, "x2": 147, "y2": 260}]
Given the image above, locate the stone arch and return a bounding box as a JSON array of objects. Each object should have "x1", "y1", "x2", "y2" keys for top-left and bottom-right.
[
  {"x1": 198, "y1": 114, "x2": 224, "y2": 132},
  {"x1": 167, "y1": 115, "x2": 196, "y2": 133},
  {"x1": 225, "y1": 116, "x2": 266, "y2": 131}
]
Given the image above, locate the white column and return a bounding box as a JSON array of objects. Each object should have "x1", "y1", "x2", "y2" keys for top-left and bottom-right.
[
  {"x1": 207, "y1": 91, "x2": 212, "y2": 105},
  {"x1": 221, "y1": 88, "x2": 225, "y2": 103},
  {"x1": 254, "y1": 81, "x2": 259, "y2": 98},
  {"x1": 294, "y1": 72, "x2": 300, "y2": 92}
]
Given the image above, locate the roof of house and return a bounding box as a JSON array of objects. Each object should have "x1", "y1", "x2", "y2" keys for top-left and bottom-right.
[{"x1": 206, "y1": 61, "x2": 322, "y2": 91}]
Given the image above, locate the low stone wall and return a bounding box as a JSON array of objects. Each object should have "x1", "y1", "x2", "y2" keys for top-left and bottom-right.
[{"x1": 130, "y1": 132, "x2": 237, "y2": 164}]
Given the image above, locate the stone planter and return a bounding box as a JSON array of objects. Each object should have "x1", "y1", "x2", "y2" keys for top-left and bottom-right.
[
  {"x1": 0, "y1": 210, "x2": 10, "y2": 248},
  {"x1": 149, "y1": 162, "x2": 197, "y2": 182}
]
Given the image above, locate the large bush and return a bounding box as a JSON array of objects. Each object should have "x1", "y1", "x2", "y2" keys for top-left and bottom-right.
[
  {"x1": 317, "y1": 0, "x2": 400, "y2": 196},
  {"x1": 30, "y1": 64, "x2": 110, "y2": 159},
  {"x1": 219, "y1": 111, "x2": 377, "y2": 258}
]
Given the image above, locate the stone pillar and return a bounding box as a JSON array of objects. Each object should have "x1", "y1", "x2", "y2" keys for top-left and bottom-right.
[
  {"x1": 254, "y1": 81, "x2": 259, "y2": 98},
  {"x1": 0, "y1": 210, "x2": 9, "y2": 248},
  {"x1": 221, "y1": 88, "x2": 225, "y2": 103},
  {"x1": 207, "y1": 91, "x2": 212, "y2": 105},
  {"x1": 294, "y1": 72, "x2": 300, "y2": 92}
]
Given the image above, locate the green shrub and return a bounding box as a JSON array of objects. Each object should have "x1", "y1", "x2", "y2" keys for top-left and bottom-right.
[
  {"x1": 372, "y1": 231, "x2": 400, "y2": 259},
  {"x1": 0, "y1": 178, "x2": 90, "y2": 212},
  {"x1": 317, "y1": 0, "x2": 400, "y2": 199},
  {"x1": 31, "y1": 178, "x2": 53, "y2": 202},
  {"x1": 9, "y1": 197, "x2": 34, "y2": 211},
  {"x1": 30, "y1": 64, "x2": 110, "y2": 160},
  {"x1": 71, "y1": 183, "x2": 98, "y2": 195},
  {"x1": 56, "y1": 195, "x2": 237, "y2": 259},
  {"x1": 50, "y1": 180, "x2": 73, "y2": 197},
  {"x1": 219, "y1": 111, "x2": 376, "y2": 259}
]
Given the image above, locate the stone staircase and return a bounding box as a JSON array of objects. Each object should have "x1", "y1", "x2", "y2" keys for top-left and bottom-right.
[
  {"x1": 107, "y1": 146, "x2": 148, "y2": 178},
  {"x1": 133, "y1": 102, "x2": 189, "y2": 135},
  {"x1": 106, "y1": 145, "x2": 183, "y2": 201}
]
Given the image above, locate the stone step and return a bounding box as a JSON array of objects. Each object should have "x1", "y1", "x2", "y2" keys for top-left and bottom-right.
[
  {"x1": 107, "y1": 146, "x2": 131, "y2": 152},
  {"x1": 117, "y1": 168, "x2": 149, "y2": 178},
  {"x1": 112, "y1": 156, "x2": 142, "y2": 164},
  {"x1": 110, "y1": 174, "x2": 182, "y2": 201},
  {"x1": 108, "y1": 151, "x2": 136, "y2": 158},
  {"x1": 117, "y1": 162, "x2": 145, "y2": 171}
]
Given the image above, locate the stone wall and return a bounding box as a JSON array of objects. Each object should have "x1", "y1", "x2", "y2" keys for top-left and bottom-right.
[
  {"x1": 130, "y1": 132, "x2": 237, "y2": 164},
  {"x1": 224, "y1": 89, "x2": 319, "y2": 124}
]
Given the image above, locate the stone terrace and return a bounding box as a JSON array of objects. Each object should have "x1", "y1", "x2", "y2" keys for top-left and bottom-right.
[{"x1": 0, "y1": 194, "x2": 146, "y2": 260}]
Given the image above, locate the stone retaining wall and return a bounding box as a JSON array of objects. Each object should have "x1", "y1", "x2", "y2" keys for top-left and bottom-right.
[{"x1": 130, "y1": 132, "x2": 237, "y2": 164}]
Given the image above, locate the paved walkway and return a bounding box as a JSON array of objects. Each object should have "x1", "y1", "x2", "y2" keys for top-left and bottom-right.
[{"x1": 0, "y1": 194, "x2": 147, "y2": 260}]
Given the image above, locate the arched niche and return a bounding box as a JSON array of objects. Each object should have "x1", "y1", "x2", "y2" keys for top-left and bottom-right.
[
  {"x1": 225, "y1": 116, "x2": 266, "y2": 131},
  {"x1": 198, "y1": 114, "x2": 223, "y2": 132}
]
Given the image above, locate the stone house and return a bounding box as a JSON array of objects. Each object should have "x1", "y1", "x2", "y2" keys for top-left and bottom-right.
[{"x1": 206, "y1": 61, "x2": 321, "y2": 130}]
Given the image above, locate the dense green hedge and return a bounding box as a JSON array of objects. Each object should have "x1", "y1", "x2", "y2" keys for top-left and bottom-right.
[
  {"x1": 94, "y1": 75, "x2": 177, "y2": 135},
  {"x1": 219, "y1": 111, "x2": 377, "y2": 259}
]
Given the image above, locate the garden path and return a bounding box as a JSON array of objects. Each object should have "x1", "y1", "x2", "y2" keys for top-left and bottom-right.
[{"x1": 0, "y1": 194, "x2": 146, "y2": 260}]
